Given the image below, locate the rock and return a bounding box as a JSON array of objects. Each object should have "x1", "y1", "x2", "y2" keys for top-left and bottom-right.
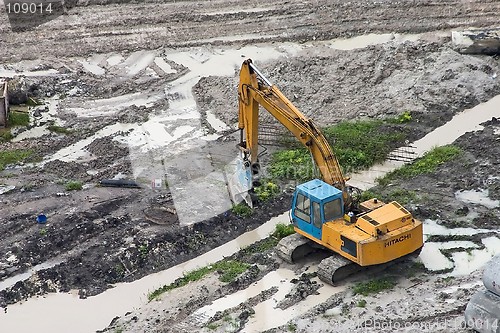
[
  {"x1": 452, "y1": 29, "x2": 500, "y2": 55},
  {"x1": 7, "y1": 77, "x2": 28, "y2": 105},
  {"x1": 0, "y1": 185, "x2": 15, "y2": 195}
]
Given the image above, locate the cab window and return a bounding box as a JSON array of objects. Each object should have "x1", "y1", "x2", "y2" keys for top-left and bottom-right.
[
  {"x1": 313, "y1": 202, "x2": 322, "y2": 229},
  {"x1": 324, "y1": 198, "x2": 342, "y2": 221},
  {"x1": 295, "y1": 193, "x2": 310, "y2": 223}
]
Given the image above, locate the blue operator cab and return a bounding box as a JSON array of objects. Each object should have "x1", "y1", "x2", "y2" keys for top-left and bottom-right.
[{"x1": 291, "y1": 179, "x2": 344, "y2": 240}]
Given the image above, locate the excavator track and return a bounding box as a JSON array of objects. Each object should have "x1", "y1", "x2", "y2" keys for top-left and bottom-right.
[
  {"x1": 317, "y1": 255, "x2": 362, "y2": 285},
  {"x1": 276, "y1": 233, "x2": 316, "y2": 264},
  {"x1": 317, "y1": 247, "x2": 423, "y2": 285}
]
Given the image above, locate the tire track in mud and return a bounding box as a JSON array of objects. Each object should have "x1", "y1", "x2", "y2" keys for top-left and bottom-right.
[{"x1": 1, "y1": 0, "x2": 499, "y2": 61}]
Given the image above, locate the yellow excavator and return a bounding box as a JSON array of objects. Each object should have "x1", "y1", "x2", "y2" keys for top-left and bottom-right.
[{"x1": 236, "y1": 59, "x2": 423, "y2": 284}]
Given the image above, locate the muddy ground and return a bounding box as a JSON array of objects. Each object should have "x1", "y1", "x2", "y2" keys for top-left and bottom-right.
[{"x1": 0, "y1": 0, "x2": 499, "y2": 332}]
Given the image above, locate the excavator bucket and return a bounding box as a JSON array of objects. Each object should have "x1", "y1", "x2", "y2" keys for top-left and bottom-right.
[
  {"x1": 226, "y1": 156, "x2": 253, "y2": 208},
  {"x1": 465, "y1": 254, "x2": 500, "y2": 333}
]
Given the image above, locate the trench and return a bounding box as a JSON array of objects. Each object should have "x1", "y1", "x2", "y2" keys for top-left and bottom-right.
[{"x1": 2, "y1": 30, "x2": 500, "y2": 332}]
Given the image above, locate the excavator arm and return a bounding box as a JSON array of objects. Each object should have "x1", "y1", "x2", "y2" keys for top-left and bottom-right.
[{"x1": 237, "y1": 59, "x2": 350, "y2": 205}]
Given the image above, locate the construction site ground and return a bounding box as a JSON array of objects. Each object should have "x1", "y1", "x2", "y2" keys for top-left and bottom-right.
[{"x1": 0, "y1": 0, "x2": 499, "y2": 332}]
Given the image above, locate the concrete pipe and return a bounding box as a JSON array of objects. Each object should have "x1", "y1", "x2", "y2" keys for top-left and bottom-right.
[
  {"x1": 483, "y1": 255, "x2": 500, "y2": 296},
  {"x1": 465, "y1": 289, "x2": 500, "y2": 333}
]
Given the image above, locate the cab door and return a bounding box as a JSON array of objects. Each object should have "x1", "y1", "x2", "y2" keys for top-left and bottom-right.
[
  {"x1": 292, "y1": 192, "x2": 312, "y2": 235},
  {"x1": 292, "y1": 192, "x2": 322, "y2": 240},
  {"x1": 311, "y1": 201, "x2": 322, "y2": 239}
]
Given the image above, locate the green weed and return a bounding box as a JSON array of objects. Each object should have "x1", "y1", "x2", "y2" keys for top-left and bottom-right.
[
  {"x1": 387, "y1": 188, "x2": 418, "y2": 205},
  {"x1": 357, "y1": 299, "x2": 367, "y2": 308},
  {"x1": 8, "y1": 111, "x2": 30, "y2": 126},
  {"x1": 0, "y1": 149, "x2": 33, "y2": 170},
  {"x1": 254, "y1": 180, "x2": 280, "y2": 201},
  {"x1": 272, "y1": 223, "x2": 295, "y2": 239},
  {"x1": 287, "y1": 322, "x2": 297, "y2": 332},
  {"x1": 231, "y1": 203, "x2": 253, "y2": 217},
  {"x1": 65, "y1": 180, "x2": 83, "y2": 191},
  {"x1": 395, "y1": 111, "x2": 412, "y2": 123},
  {"x1": 206, "y1": 323, "x2": 219, "y2": 330},
  {"x1": 138, "y1": 244, "x2": 148, "y2": 257},
  {"x1": 269, "y1": 149, "x2": 313, "y2": 182},
  {"x1": 269, "y1": 119, "x2": 407, "y2": 181},
  {"x1": 378, "y1": 145, "x2": 462, "y2": 185},
  {"x1": 47, "y1": 125, "x2": 72, "y2": 134},
  {"x1": 148, "y1": 260, "x2": 250, "y2": 301},
  {"x1": 0, "y1": 129, "x2": 13, "y2": 142},
  {"x1": 353, "y1": 278, "x2": 396, "y2": 296},
  {"x1": 359, "y1": 189, "x2": 382, "y2": 202}
]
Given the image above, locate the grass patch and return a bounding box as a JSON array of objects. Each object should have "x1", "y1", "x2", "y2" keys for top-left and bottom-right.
[
  {"x1": 0, "y1": 129, "x2": 13, "y2": 142},
  {"x1": 353, "y1": 277, "x2": 396, "y2": 296},
  {"x1": 287, "y1": 322, "x2": 297, "y2": 332},
  {"x1": 206, "y1": 323, "x2": 219, "y2": 330},
  {"x1": 386, "y1": 188, "x2": 418, "y2": 205},
  {"x1": 8, "y1": 111, "x2": 30, "y2": 127},
  {"x1": 378, "y1": 145, "x2": 462, "y2": 185},
  {"x1": 254, "y1": 180, "x2": 280, "y2": 201},
  {"x1": 65, "y1": 180, "x2": 83, "y2": 191},
  {"x1": 231, "y1": 202, "x2": 253, "y2": 217},
  {"x1": 0, "y1": 149, "x2": 33, "y2": 170},
  {"x1": 269, "y1": 119, "x2": 406, "y2": 181},
  {"x1": 322, "y1": 120, "x2": 405, "y2": 172},
  {"x1": 270, "y1": 149, "x2": 313, "y2": 182},
  {"x1": 272, "y1": 223, "x2": 295, "y2": 239},
  {"x1": 242, "y1": 223, "x2": 296, "y2": 255},
  {"x1": 359, "y1": 189, "x2": 382, "y2": 202},
  {"x1": 148, "y1": 260, "x2": 250, "y2": 301},
  {"x1": 389, "y1": 110, "x2": 412, "y2": 124},
  {"x1": 357, "y1": 299, "x2": 367, "y2": 308},
  {"x1": 48, "y1": 125, "x2": 72, "y2": 134}
]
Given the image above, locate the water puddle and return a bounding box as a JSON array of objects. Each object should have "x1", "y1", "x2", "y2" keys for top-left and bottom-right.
[
  {"x1": 0, "y1": 212, "x2": 289, "y2": 333},
  {"x1": 206, "y1": 110, "x2": 230, "y2": 131},
  {"x1": 44, "y1": 123, "x2": 136, "y2": 163},
  {"x1": 348, "y1": 160, "x2": 404, "y2": 190},
  {"x1": 450, "y1": 237, "x2": 500, "y2": 276},
  {"x1": 423, "y1": 219, "x2": 497, "y2": 237},
  {"x1": 77, "y1": 60, "x2": 105, "y2": 76},
  {"x1": 420, "y1": 220, "x2": 500, "y2": 274},
  {"x1": 106, "y1": 54, "x2": 124, "y2": 66},
  {"x1": 455, "y1": 189, "x2": 499, "y2": 209},
  {"x1": 12, "y1": 97, "x2": 64, "y2": 142},
  {"x1": 0, "y1": 260, "x2": 63, "y2": 292},
  {"x1": 154, "y1": 57, "x2": 177, "y2": 74},
  {"x1": 243, "y1": 278, "x2": 342, "y2": 332},
  {"x1": 122, "y1": 51, "x2": 156, "y2": 77},
  {"x1": 66, "y1": 92, "x2": 163, "y2": 118},
  {"x1": 192, "y1": 268, "x2": 296, "y2": 321}
]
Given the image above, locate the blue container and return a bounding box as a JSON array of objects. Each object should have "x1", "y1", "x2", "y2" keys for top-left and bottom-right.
[{"x1": 36, "y1": 214, "x2": 47, "y2": 224}]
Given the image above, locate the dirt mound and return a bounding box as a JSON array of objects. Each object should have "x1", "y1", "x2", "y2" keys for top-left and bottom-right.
[{"x1": 194, "y1": 40, "x2": 500, "y2": 128}]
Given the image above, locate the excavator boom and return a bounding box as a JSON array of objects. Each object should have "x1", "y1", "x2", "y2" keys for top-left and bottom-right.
[{"x1": 238, "y1": 59, "x2": 349, "y2": 203}]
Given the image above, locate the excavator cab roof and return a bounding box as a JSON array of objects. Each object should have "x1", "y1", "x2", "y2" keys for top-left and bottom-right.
[{"x1": 296, "y1": 179, "x2": 342, "y2": 202}]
